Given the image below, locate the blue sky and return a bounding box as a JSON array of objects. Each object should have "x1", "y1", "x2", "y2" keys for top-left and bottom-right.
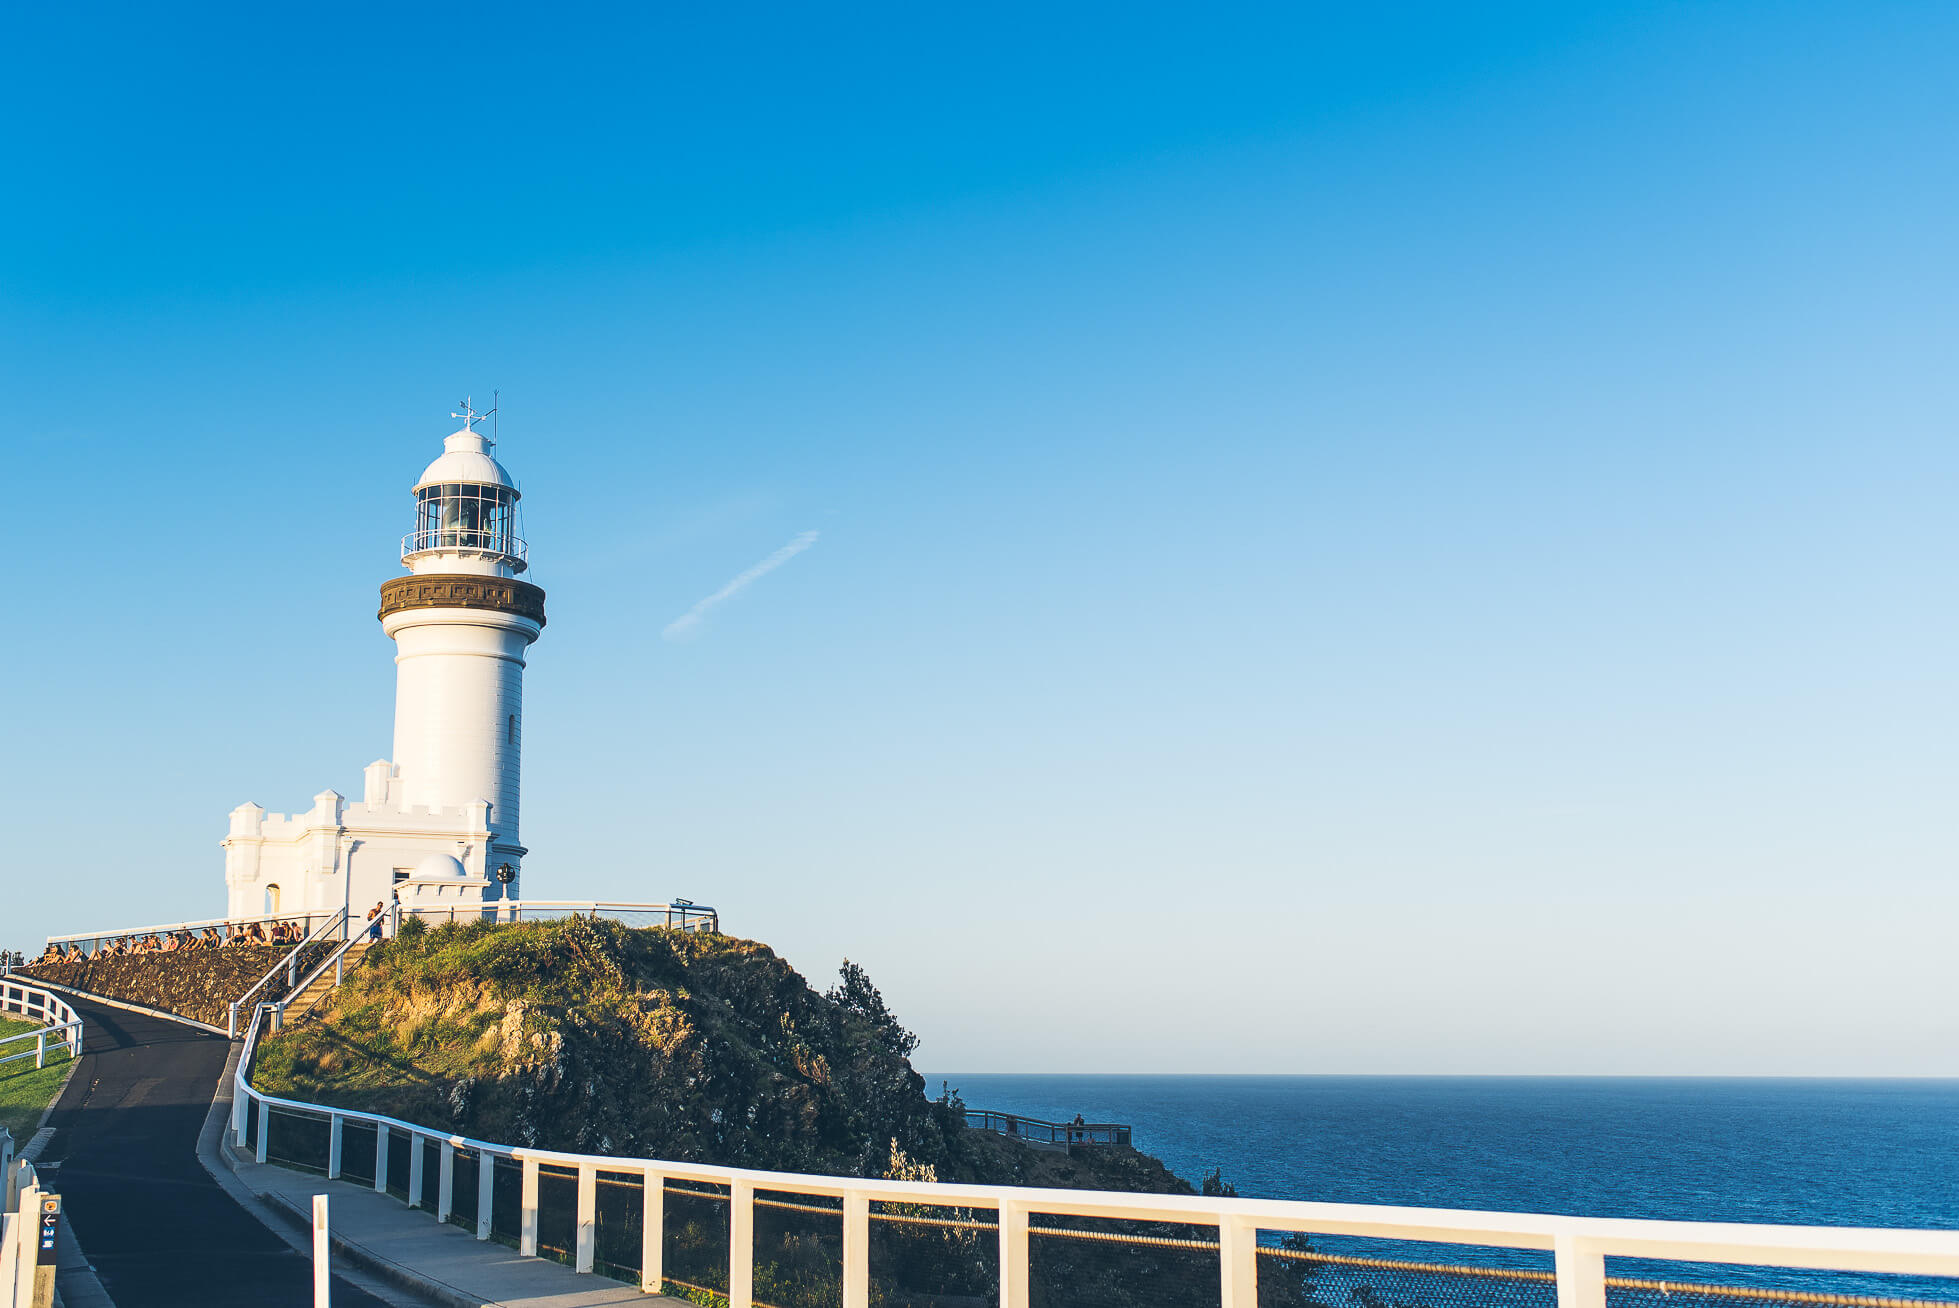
[{"x1": 4, "y1": 2, "x2": 1956, "y2": 1073}]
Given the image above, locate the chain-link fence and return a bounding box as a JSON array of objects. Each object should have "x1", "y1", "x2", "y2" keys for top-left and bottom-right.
[
  {"x1": 867, "y1": 1199, "x2": 998, "y2": 1307},
  {"x1": 535, "y1": 1163, "x2": 579, "y2": 1265},
  {"x1": 446, "y1": 1143, "x2": 481, "y2": 1234},
  {"x1": 665, "y1": 1180, "x2": 733, "y2": 1298},
  {"x1": 261, "y1": 1105, "x2": 329, "y2": 1173},
  {"x1": 593, "y1": 1171, "x2": 646, "y2": 1282},
  {"x1": 489, "y1": 1152, "x2": 523, "y2": 1245},
  {"x1": 1604, "y1": 1259, "x2": 1959, "y2": 1308}
]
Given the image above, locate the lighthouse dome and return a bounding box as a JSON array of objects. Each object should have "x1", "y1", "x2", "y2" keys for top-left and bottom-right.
[
  {"x1": 403, "y1": 419, "x2": 528, "y2": 574},
  {"x1": 413, "y1": 852, "x2": 470, "y2": 880},
  {"x1": 414, "y1": 430, "x2": 518, "y2": 494}
]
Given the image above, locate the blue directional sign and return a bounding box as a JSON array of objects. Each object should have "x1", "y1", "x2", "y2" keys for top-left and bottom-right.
[{"x1": 38, "y1": 1197, "x2": 60, "y2": 1262}]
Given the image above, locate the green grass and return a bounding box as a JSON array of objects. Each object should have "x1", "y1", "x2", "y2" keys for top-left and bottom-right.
[{"x1": 0, "y1": 1015, "x2": 75, "y2": 1141}]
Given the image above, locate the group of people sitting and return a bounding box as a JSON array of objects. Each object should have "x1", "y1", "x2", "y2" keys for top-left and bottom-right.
[{"x1": 37, "y1": 918, "x2": 309, "y2": 961}]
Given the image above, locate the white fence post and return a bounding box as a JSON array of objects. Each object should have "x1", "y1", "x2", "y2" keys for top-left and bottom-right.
[
  {"x1": 33, "y1": 1033, "x2": 43, "y2": 1071},
  {"x1": 520, "y1": 1156, "x2": 540, "y2": 1257},
  {"x1": 729, "y1": 1178, "x2": 755, "y2": 1308},
  {"x1": 1220, "y1": 1216, "x2": 1258, "y2": 1308},
  {"x1": 476, "y1": 1153, "x2": 495, "y2": 1241},
  {"x1": 408, "y1": 1133, "x2": 425, "y2": 1209},
  {"x1": 256, "y1": 1100, "x2": 270, "y2": 1164},
  {"x1": 1555, "y1": 1233, "x2": 1607, "y2": 1308},
  {"x1": 575, "y1": 1164, "x2": 597, "y2": 1273},
  {"x1": 438, "y1": 1142, "x2": 454, "y2": 1223},
  {"x1": 998, "y1": 1200, "x2": 1029, "y2": 1308},
  {"x1": 842, "y1": 1190, "x2": 870, "y2": 1308},
  {"x1": 374, "y1": 1124, "x2": 389, "y2": 1195},
  {"x1": 326, "y1": 1115, "x2": 343, "y2": 1180},
  {"x1": 313, "y1": 1194, "x2": 331, "y2": 1308},
  {"x1": 14, "y1": 1182, "x2": 47, "y2": 1308},
  {"x1": 640, "y1": 1170, "x2": 664, "y2": 1293},
  {"x1": 0, "y1": 1210, "x2": 16, "y2": 1308}
]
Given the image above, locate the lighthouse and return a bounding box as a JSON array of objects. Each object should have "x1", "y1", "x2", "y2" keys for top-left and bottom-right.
[
  {"x1": 221, "y1": 402, "x2": 547, "y2": 920},
  {"x1": 380, "y1": 403, "x2": 546, "y2": 886}
]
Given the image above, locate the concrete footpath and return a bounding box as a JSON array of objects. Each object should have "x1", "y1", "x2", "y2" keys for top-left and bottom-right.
[
  {"x1": 204, "y1": 1029, "x2": 683, "y2": 1308},
  {"x1": 38, "y1": 995, "x2": 406, "y2": 1308},
  {"x1": 215, "y1": 1155, "x2": 666, "y2": 1308},
  {"x1": 42, "y1": 991, "x2": 683, "y2": 1308}
]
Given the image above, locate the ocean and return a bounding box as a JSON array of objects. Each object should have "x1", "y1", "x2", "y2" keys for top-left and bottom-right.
[{"x1": 928, "y1": 1074, "x2": 1959, "y2": 1297}]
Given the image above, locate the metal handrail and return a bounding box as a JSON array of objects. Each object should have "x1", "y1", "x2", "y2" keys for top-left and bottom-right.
[
  {"x1": 44, "y1": 908, "x2": 339, "y2": 954},
  {"x1": 963, "y1": 1109, "x2": 1132, "y2": 1147},
  {"x1": 267, "y1": 922, "x2": 375, "y2": 1032},
  {"x1": 229, "y1": 907, "x2": 348, "y2": 1038},
  {"x1": 229, "y1": 1001, "x2": 1959, "y2": 1302},
  {"x1": 394, "y1": 899, "x2": 719, "y2": 933},
  {"x1": 399, "y1": 530, "x2": 528, "y2": 563}
]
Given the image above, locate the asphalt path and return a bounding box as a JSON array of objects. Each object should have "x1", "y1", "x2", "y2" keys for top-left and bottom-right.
[{"x1": 41, "y1": 995, "x2": 397, "y2": 1308}]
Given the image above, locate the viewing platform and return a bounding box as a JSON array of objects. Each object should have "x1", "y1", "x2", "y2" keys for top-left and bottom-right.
[{"x1": 962, "y1": 1108, "x2": 1132, "y2": 1150}]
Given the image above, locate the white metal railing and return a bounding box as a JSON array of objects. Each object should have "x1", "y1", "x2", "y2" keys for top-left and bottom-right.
[
  {"x1": 230, "y1": 1002, "x2": 1959, "y2": 1308},
  {"x1": 391, "y1": 899, "x2": 719, "y2": 934},
  {"x1": 400, "y1": 529, "x2": 528, "y2": 566},
  {"x1": 265, "y1": 917, "x2": 377, "y2": 1033},
  {"x1": 228, "y1": 908, "x2": 350, "y2": 1039},
  {"x1": 0, "y1": 980, "x2": 82, "y2": 1072},
  {"x1": 42, "y1": 909, "x2": 339, "y2": 959}
]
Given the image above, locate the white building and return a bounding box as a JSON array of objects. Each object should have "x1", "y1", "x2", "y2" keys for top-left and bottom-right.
[{"x1": 221, "y1": 404, "x2": 547, "y2": 921}]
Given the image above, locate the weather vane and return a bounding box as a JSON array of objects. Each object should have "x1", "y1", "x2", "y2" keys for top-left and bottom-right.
[{"x1": 452, "y1": 395, "x2": 497, "y2": 432}]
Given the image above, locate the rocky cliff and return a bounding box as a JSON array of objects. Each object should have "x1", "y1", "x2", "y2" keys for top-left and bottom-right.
[{"x1": 249, "y1": 915, "x2": 1187, "y2": 1193}]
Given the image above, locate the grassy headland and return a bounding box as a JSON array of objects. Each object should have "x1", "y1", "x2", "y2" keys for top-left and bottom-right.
[{"x1": 252, "y1": 915, "x2": 1184, "y2": 1192}]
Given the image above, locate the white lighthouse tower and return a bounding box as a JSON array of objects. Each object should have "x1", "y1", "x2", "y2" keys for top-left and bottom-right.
[
  {"x1": 221, "y1": 402, "x2": 547, "y2": 919},
  {"x1": 381, "y1": 402, "x2": 545, "y2": 886}
]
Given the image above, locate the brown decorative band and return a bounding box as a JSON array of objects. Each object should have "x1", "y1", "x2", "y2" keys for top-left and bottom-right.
[{"x1": 379, "y1": 575, "x2": 547, "y2": 627}]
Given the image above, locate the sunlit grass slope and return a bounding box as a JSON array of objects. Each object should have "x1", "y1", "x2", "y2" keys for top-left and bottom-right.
[
  {"x1": 0, "y1": 1014, "x2": 73, "y2": 1140},
  {"x1": 251, "y1": 916, "x2": 1186, "y2": 1193}
]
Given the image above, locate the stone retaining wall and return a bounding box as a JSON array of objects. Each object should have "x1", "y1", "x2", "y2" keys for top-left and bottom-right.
[{"x1": 19, "y1": 945, "x2": 329, "y2": 1030}]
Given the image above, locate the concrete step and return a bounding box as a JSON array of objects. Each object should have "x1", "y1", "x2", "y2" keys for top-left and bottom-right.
[{"x1": 284, "y1": 942, "x2": 373, "y2": 1019}]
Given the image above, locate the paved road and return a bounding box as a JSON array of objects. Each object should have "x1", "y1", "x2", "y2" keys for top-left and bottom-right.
[{"x1": 41, "y1": 996, "x2": 398, "y2": 1308}]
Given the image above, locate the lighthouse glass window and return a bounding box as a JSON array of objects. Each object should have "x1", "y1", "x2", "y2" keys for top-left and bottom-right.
[{"x1": 416, "y1": 483, "x2": 515, "y2": 555}]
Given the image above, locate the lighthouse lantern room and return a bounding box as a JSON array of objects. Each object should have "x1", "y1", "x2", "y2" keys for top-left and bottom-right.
[{"x1": 221, "y1": 401, "x2": 547, "y2": 922}]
